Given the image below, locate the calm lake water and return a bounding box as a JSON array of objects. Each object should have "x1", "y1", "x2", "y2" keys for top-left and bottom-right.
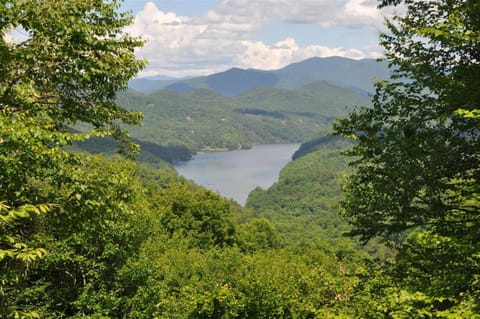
[{"x1": 174, "y1": 144, "x2": 300, "y2": 205}]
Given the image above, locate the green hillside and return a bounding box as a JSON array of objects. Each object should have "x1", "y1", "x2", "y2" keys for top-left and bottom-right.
[
  {"x1": 235, "y1": 80, "x2": 371, "y2": 116},
  {"x1": 245, "y1": 135, "x2": 393, "y2": 260},
  {"x1": 116, "y1": 81, "x2": 370, "y2": 153},
  {"x1": 246, "y1": 137, "x2": 353, "y2": 245}
]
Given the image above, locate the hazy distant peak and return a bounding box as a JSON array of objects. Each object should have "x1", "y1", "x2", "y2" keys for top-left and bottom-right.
[{"x1": 128, "y1": 56, "x2": 391, "y2": 96}]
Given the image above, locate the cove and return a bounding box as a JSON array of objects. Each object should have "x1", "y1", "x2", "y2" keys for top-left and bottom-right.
[{"x1": 174, "y1": 144, "x2": 300, "y2": 205}]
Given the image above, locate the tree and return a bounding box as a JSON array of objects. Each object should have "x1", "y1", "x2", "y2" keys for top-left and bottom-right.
[
  {"x1": 0, "y1": 1, "x2": 144, "y2": 132},
  {"x1": 0, "y1": 0, "x2": 145, "y2": 316},
  {"x1": 27, "y1": 155, "x2": 152, "y2": 317},
  {"x1": 157, "y1": 183, "x2": 236, "y2": 249},
  {"x1": 334, "y1": 0, "x2": 480, "y2": 316}
]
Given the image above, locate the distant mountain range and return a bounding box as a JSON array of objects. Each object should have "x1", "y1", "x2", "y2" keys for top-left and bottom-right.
[
  {"x1": 128, "y1": 56, "x2": 390, "y2": 96},
  {"x1": 76, "y1": 56, "x2": 390, "y2": 165}
]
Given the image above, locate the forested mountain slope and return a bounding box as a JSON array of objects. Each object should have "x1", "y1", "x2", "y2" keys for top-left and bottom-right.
[
  {"x1": 246, "y1": 136, "x2": 354, "y2": 248},
  {"x1": 116, "y1": 81, "x2": 371, "y2": 153}
]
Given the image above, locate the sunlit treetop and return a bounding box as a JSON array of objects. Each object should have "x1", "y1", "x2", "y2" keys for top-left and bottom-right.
[{"x1": 0, "y1": 0, "x2": 146, "y2": 150}]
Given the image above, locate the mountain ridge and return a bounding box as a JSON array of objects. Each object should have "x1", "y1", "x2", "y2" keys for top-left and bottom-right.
[{"x1": 129, "y1": 56, "x2": 390, "y2": 96}]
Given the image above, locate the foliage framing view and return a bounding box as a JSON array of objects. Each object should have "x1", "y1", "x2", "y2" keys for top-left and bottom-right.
[
  {"x1": 335, "y1": 0, "x2": 480, "y2": 316},
  {"x1": 0, "y1": 0, "x2": 145, "y2": 317},
  {"x1": 1, "y1": 0, "x2": 479, "y2": 318}
]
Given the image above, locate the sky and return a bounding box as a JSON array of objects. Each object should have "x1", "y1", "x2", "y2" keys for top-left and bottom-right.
[{"x1": 121, "y1": 0, "x2": 397, "y2": 78}]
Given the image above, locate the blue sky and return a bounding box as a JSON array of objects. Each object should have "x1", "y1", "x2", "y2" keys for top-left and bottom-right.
[{"x1": 121, "y1": 0, "x2": 395, "y2": 78}]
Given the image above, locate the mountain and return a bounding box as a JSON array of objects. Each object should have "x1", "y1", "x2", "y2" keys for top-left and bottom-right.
[
  {"x1": 128, "y1": 75, "x2": 193, "y2": 94},
  {"x1": 273, "y1": 56, "x2": 389, "y2": 94},
  {"x1": 205, "y1": 67, "x2": 278, "y2": 96},
  {"x1": 127, "y1": 78, "x2": 177, "y2": 94},
  {"x1": 161, "y1": 68, "x2": 279, "y2": 96},
  {"x1": 129, "y1": 56, "x2": 390, "y2": 96}
]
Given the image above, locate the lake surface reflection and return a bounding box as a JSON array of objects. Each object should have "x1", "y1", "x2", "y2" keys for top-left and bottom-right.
[{"x1": 174, "y1": 144, "x2": 300, "y2": 205}]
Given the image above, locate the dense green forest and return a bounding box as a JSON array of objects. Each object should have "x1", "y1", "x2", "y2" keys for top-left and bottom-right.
[{"x1": 1, "y1": 0, "x2": 479, "y2": 318}]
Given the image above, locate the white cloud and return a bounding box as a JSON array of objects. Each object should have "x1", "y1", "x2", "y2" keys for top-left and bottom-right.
[
  {"x1": 126, "y1": 1, "x2": 392, "y2": 77},
  {"x1": 235, "y1": 37, "x2": 378, "y2": 71},
  {"x1": 216, "y1": 0, "x2": 389, "y2": 29}
]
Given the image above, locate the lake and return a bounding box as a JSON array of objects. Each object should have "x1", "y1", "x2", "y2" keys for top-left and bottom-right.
[{"x1": 174, "y1": 144, "x2": 300, "y2": 205}]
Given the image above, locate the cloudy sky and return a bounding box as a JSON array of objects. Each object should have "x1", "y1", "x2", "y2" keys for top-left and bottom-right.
[{"x1": 121, "y1": 0, "x2": 397, "y2": 78}]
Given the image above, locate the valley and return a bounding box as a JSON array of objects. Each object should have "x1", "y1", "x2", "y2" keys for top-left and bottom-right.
[
  {"x1": 4, "y1": 1, "x2": 478, "y2": 317},
  {"x1": 174, "y1": 143, "x2": 300, "y2": 205},
  {"x1": 112, "y1": 57, "x2": 382, "y2": 165}
]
